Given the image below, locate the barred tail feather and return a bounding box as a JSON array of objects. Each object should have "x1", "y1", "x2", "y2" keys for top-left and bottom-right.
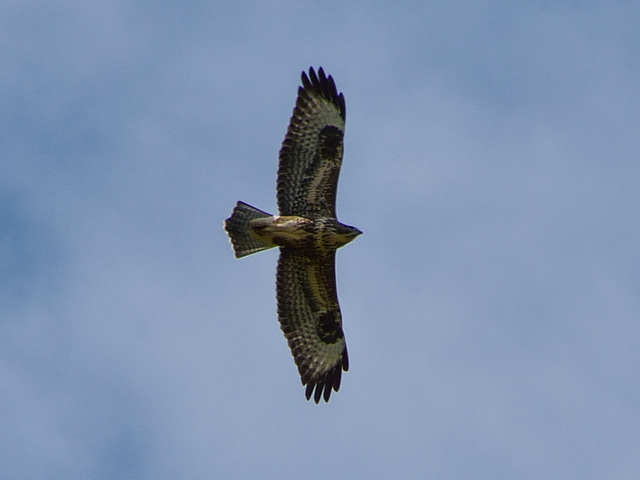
[{"x1": 224, "y1": 201, "x2": 275, "y2": 258}]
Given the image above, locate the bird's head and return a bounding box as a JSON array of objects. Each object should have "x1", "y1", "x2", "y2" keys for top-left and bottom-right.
[{"x1": 333, "y1": 222, "x2": 362, "y2": 247}]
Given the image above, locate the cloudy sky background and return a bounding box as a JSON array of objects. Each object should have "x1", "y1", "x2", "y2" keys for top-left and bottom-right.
[{"x1": 2, "y1": 1, "x2": 640, "y2": 478}]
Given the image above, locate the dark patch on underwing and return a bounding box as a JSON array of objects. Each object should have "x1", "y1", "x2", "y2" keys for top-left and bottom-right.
[
  {"x1": 319, "y1": 126, "x2": 343, "y2": 162},
  {"x1": 317, "y1": 310, "x2": 343, "y2": 344}
]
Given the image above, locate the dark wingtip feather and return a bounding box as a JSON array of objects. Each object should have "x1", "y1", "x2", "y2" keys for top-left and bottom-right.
[
  {"x1": 314, "y1": 384, "x2": 323, "y2": 404},
  {"x1": 304, "y1": 377, "x2": 327, "y2": 404},
  {"x1": 301, "y1": 66, "x2": 346, "y2": 120},
  {"x1": 323, "y1": 383, "x2": 332, "y2": 402},
  {"x1": 305, "y1": 382, "x2": 314, "y2": 401},
  {"x1": 342, "y1": 349, "x2": 349, "y2": 372},
  {"x1": 301, "y1": 357, "x2": 347, "y2": 404}
]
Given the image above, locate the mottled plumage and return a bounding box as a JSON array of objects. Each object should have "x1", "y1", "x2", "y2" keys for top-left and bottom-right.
[
  {"x1": 224, "y1": 67, "x2": 360, "y2": 403},
  {"x1": 277, "y1": 67, "x2": 346, "y2": 219}
]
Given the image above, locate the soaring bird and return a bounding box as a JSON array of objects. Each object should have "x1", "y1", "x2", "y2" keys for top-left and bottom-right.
[{"x1": 224, "y1": 67, "x2": 361, "y2": 403}]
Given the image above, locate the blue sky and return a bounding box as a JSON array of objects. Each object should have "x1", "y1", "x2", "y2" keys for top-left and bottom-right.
[{"x1": 2, "y1": 1, "x2": 640, "y2": 478}]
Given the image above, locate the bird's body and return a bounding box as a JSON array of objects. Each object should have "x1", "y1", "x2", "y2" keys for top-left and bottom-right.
[
  {"x1": 224, "y1": 67, "x2": 360, "y2": 403},
  {"x1": 250, "y1": 214, "x2": 360, "y2": 252}
]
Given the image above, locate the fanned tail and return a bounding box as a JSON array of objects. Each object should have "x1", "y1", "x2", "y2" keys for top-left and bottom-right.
[{"x1": 224, "y1": 201, "x2": 275, "y2": 258}]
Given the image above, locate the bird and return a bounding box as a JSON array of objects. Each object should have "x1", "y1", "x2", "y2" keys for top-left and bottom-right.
[{"x1": 224, "y1": 67, "x2": 361, "y2": 403}]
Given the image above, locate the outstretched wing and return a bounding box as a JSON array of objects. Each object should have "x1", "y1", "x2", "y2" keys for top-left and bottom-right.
[
  {"x1": 277, "y1": 67, "x2": 346, "y2": 219},
  {"x1": 276, "y1": 247, "x2": 349, "y2": 403}
]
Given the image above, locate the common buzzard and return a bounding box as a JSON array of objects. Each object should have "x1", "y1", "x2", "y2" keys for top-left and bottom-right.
[{"x1": 224, "y1": 67, "x2": 361, "y2": 403}]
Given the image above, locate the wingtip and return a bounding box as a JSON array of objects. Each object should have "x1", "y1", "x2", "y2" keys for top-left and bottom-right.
[
  {"x1": 300, "y1": 66, "x2": 345, "y2": 120},
  {"x1": 301, "y1": 359, "x2": 347, "y2": 404},
  {"x1": 304, "y1": 381, "x2": 332, "y2": 404}
]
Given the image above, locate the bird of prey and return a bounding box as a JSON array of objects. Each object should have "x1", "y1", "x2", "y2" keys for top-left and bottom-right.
[{"x1": 224, "y1": 67, "x2": 361, "y2": 403}]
